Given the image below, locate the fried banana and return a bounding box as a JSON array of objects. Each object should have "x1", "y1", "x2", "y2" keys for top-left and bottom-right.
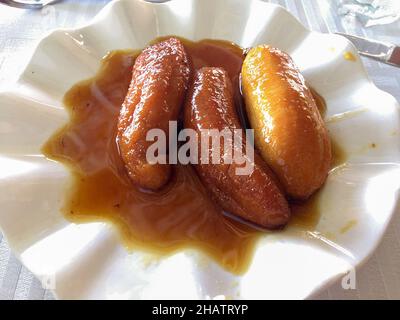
[
  {"x1": 117, "y1": 38, "x2": 191, "y2": 190},
  {"x1": 241, "y1": 45, "x2": 332, "y2": 199},
  {"x1": 184, "y1": 67, "x2": 290, "y2": 229}
]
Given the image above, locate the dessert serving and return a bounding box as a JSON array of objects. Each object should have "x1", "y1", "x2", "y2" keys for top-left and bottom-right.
[
  {"x1": 1, "y1": 0, "x2": 399, "y2": 300},
  {"x1": 42, "y1": 37, "x2": 337, "y2": 273}
]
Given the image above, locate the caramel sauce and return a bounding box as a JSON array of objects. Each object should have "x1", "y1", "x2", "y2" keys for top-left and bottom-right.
[
  {"x1": 42, "y1": 38, "x2": 346, "y2": 274},
  {"x1": 344, "y1": 51, "x2": 356, "y2": 62}
]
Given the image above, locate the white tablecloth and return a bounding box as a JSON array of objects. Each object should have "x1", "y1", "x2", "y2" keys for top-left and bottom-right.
[{"x1": 0, "y1": 0, "x2": 399, "y2": 300}]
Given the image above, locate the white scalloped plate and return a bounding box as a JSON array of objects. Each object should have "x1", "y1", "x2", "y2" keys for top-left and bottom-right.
[{"x1": 0, "y1": 0, "x2": 399, "y2": 300}]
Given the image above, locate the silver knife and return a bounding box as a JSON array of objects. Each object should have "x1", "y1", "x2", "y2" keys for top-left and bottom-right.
[{"x1": 336, "y1": 33, "x2": 400, "y2": 68}]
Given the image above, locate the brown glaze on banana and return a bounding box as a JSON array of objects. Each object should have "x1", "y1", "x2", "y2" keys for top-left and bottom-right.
[
  {"x1": 241, "y1": 45, "x2": 332, "y2": 199},
  {"x1": 184, "y1": 67, "x2": 290, "y2": 229},
  {"x1": 117, "y1": 38, "x2": 191, "y2": 191}
]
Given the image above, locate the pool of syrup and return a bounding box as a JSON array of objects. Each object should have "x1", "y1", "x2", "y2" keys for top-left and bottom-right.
[{"x1": 42, "y1": 37, "x2": 345, "y2": 274}]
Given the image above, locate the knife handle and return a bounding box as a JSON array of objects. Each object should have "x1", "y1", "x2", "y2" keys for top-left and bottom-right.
[{"x1": 389, "y1": 46, "x2": 400, "y2": 67}]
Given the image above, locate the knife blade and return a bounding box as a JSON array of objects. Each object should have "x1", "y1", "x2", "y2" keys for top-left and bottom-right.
[{"x1": 336, "y1": 33, "x2": 400, "y2": 68}]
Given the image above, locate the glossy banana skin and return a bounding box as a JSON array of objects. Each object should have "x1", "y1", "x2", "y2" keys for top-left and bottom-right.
[
  {"x1": 184, "y1": 67, "x2": 290, "y2": 229},
  {"x1": 117, "y1": 38, "x2": 191, "y2": 190},
  {"x1": 241, "y1": 46, "x2": 332, "y2": 200}
]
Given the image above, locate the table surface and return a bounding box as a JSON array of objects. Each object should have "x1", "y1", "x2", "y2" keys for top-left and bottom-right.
[{"x1": 0, "y1": 0, "x2": 399, "y2": 300}]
